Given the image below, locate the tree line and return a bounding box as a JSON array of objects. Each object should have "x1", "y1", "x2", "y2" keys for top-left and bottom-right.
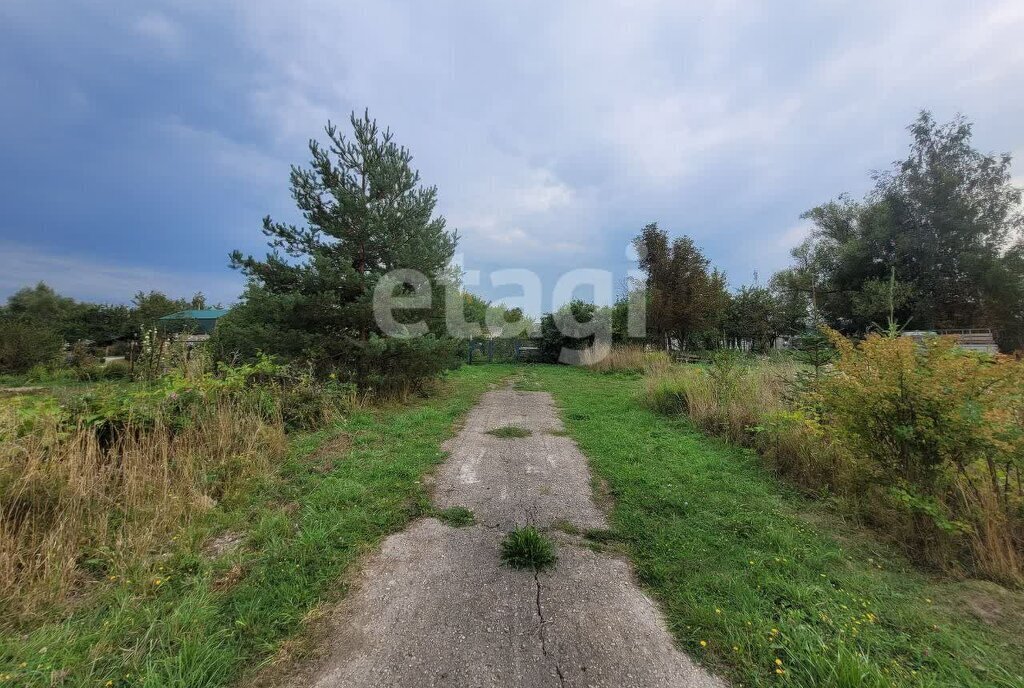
[
  {"x1": 0, "y1": 284, "x2": 210, "y2": 374},
  {"x1": 626, "y1": 111, "x2": 1023, "y2": 354},
  {"x1": 3, "y1": 109, "x2": 1020, "y2": 379}
]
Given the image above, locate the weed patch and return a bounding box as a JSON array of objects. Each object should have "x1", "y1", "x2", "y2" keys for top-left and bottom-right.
[
  {"x1": 436, "y1": 506, "x2": 476, "y2": 527},
  {"x1": 487, "y1": 425, "x2": 531, "y2": 438},
  {"x1": 500, "y1": 527, "x2": 557, "y2": 571}
]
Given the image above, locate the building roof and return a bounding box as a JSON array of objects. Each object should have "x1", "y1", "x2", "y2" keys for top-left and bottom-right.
[{"x1": 159, "y1": 308, "x2": 230, "y2": 321}]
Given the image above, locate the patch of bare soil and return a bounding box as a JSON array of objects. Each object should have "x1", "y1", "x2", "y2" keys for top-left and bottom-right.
[
  {"x1": 203, "y1": 530, "x2": 245, "y2": 558},
  {"x1": 0, "y1": 386, "x2": 45, "y2": 396},
  {"x1": 948, "y1": 579, "x2": 1024, "y2": 634}
]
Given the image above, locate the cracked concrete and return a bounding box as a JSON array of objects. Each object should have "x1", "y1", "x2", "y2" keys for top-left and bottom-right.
[{"x1": 267, "y1": 386, "x2": 724, "y2": 688}]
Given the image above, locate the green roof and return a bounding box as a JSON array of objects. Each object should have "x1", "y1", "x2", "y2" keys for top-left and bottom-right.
[{"x1": 159, "y1": 309, "x2": 230, "y2": 321}]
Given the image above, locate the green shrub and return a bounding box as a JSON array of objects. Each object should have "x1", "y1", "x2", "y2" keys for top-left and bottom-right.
[
  {"x1": 24, "y1": 365, "x2": 78, "y2": 385},
  {"x1": 6, "y1": 355, "x2": 352, "y2": 443},
  {"x1": 815, "y1": 331, "x2": 1024, "y2": 580},
  {"x1": 67, "y1": 340, "x2": 98, "y2": 369},
  {"x1": 644, "y1": 333, "x2": 1024, "y2": 583},
  {"x1": 0, "y1": 317, "x2": 62, "y2": 374},
  {"x1": 644, "y1": 357, "x2": 793, "y2": 443},
  {"x1": 356, "y1": 334, "x2": 460, "y2": 398},
  {"x1": 72, "y1": 365, "x2": 106, "y2": 382},
  {"x1": 278, "y1": 378, "x2": 355, "y2": 432},
  {"x1": 538, "y1": 300, "x2": 610, "y2": 364}
]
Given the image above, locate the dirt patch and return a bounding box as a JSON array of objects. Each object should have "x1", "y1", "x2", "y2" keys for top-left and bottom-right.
[
  {"x1": 203, "y1": 530, "x2": 245, "y2": 558},
  {"x1": 0, "y1": 386, "x2": 45, "y2": 397},
  {"x1": 949, "y1": 580, "x2": 1024, "y2": 633}
]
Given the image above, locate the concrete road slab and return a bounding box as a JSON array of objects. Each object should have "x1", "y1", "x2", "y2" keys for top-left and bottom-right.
[
  {"x1": 434, "y1": 389, "x2": 607, "y2": 531},
  {"x1": 262, "y1": 386, "x2": 725, "y2": 688}
]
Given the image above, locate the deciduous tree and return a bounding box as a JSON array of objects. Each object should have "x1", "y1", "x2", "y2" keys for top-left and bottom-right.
[{"x1": 634, "y1": 223, "x2": 729, "y2": 350}]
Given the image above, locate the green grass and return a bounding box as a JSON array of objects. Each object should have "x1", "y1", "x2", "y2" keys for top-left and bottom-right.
[
  {"x1": 526, "y1": 365, "x2": 1024, "y2": 688},
  {"x1": 0, "y1": 364, "x2": 514, "y2": 687},
  {"x1": 436, "y1": 506, "x2": 476, "y2": 528},
  {"x1": 486, "y1": 425, "x2": 532, "y2": 438},
  {"x1": 500, "y1": 526, "x2": 557, "y2": 571}
]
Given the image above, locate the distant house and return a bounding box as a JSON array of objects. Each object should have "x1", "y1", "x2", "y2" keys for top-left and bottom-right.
[{"x1": 158, "y1": 308, "x2": 230, "y2": 339}]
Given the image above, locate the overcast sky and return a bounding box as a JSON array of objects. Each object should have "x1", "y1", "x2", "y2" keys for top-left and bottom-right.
[{"x1": 2, "y1": 0, "x2": 1023, "y2": 310}]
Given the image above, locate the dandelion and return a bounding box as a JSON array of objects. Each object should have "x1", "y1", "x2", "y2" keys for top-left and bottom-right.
[
  {"x1": 715, "y1": 608, "x2": 722, "y2": 614},
  {"x1": 775, "y1": 658, "x2": 783, "y2": 666},
  {"x1": 699, "y1": 640, "x2": 707, "y2": 648},
  {"x1": 775, "y1": 668, "x2": 785, "y2": 675}
]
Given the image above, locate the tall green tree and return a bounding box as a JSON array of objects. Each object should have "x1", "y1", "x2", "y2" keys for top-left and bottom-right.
[
  {"x1": 723, "y1": 285, "x2": 787, "y2": 352},
  {"x1": 788, "y1": 111, "x2": 1024, "y2": 350},
  {"x1": 0, "y1": 315, "x2": 62, "y2": 374},
  {"x1": 538, "y1": 299, "x2": 610, "y2": 363},
  {"x1": 130, "y1": 291, "x2": 190, "y2": 330},
  {"x1": 876, "y1": 112, "x2": 1021, "y2": 330},
  {"x1": 6, "y1": 282, "x2": 77, "y2": 322},
  {"x1": 227, "y1": 111, "x2": 459, "y2": 390},
  {"x1": 634, "y1": 223, "x2": 729, "y2": 350},
  {"x1": 3, "y1": 282, "x2": 136, "y2": 343}
]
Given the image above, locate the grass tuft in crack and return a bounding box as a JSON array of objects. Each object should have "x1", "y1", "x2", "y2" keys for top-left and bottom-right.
[
  {"x1": 436, "y1": 506, "x2": 476, "y2": 528},
  {"x1": 501, "y1": 526, "x2": 557, "y2": 570},
  {"x1": 487, "y1": 425, "x2": 531, "y2": 438}
]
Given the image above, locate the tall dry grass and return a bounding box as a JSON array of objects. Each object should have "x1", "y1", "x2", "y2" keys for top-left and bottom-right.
[
  {"x1": 644, "y1": 354, "x2": 793, "y2": 443},
  {"x1": 581, "y1": 345, "x2": 672, "y2": 375},
  {"x1": 643, "y1": 346, "x2": 1024, "y2": 584},
  {"x1": 0, "y1": 395, "x2": 286, "y2": 621}
]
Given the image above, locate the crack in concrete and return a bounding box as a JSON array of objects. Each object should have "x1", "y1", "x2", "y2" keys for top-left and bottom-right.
[{"x1": 533, "y1": 571, "x2": 566, "y2": 688}]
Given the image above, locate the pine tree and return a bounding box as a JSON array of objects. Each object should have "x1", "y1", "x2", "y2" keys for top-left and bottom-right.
[{"x1": 228, "y1": 111, "x2": 459, "y2": 391}]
